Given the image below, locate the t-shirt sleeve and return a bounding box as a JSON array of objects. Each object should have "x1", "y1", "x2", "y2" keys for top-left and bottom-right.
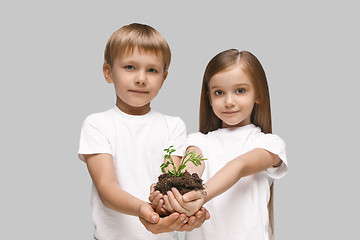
[
  {"x1": 78, "y1": 114, "x2": 112, "y2": 162},
  {"x1": 186, "y1": 132, "x2": 206, "y2": 154},
  {"x1": 251, "y1": 133, "x2": 288, "y2": 179},
  {"x1": 168, "y1": 117, "x2": 187, "y2": 157}
]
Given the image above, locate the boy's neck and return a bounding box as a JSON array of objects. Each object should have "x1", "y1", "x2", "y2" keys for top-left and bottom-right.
[{"x1": 116, "y1": 99, "x2": 151, "y2": 116}]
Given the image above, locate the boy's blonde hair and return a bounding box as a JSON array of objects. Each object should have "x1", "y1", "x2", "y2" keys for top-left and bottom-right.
[{"x1": 104, "y1": 23, "x2": 171, "y2": 71}]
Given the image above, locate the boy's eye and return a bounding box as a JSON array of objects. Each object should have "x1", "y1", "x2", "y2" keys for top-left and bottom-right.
[
  {"x1": 148, "y1": 68, "x2": 157, "y2": 73},
  {"x1": 214, "y1": 90, "x2": 223, "y2": 96},
  {"x1": 236, "y1": 88, "x2": 245, "y2": 94},
  {"x1": 125, "y1": 65, "x2": 134, "y2": 70}
]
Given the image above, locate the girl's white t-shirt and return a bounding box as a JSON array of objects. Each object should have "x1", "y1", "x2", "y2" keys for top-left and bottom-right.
[
  {"x1": 78, "y1": 106, "x2": 186, "y2": 240},
  {"x1": 185, "y1": 124, "x2": 288, "y2": 240}
]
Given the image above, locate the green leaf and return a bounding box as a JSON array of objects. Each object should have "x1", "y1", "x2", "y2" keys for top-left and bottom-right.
[{"x1": 178, "y1": 164, "x2": 186, "y2": 172}]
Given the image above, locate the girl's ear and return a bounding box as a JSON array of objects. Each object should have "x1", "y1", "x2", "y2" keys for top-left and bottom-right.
[
  {"x1": 103, "y1": 62, "x2": 113, "y2": 83},
  {"x1": 207, "y1": 91, "x2": 212, "y2": 106},
  {"x1": 255, "y1": 94, "x2": 260, "y2": 104}
]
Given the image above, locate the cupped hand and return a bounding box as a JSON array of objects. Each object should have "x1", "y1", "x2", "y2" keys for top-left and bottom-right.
[
  {"x1": 149, "y1": 184, "x2": 170, "y2": 216},
  {"x1": 163, "y1": 188, "x2": 206, "y2": 217}
]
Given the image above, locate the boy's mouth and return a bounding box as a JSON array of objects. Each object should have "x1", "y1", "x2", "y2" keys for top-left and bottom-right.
[{"x1": 129, "y1": 89, "x2": 149, "y2": 94}]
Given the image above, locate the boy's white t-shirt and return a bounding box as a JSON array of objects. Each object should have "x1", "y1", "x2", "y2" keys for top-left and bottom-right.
[
  {"x1": 185, "y1": 124, "x2": 288, "y2": 240},
  {"x1": 78, "y1": 106, "x2": 186, "y2": 240}
]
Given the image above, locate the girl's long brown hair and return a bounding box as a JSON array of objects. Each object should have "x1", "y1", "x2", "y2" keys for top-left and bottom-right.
[{"x1": 199, "y1": 49, "x2": 275, "y2": 238}]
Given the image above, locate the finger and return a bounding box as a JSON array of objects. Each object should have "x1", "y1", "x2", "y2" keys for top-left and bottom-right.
[
  {"x1": 160, "y1": 207, "x2": 170, "y2": 216},
  {"x1": 167, "y1": 213, "x2": 188, "y2": 231},
  {"x1": 150, "y1": 192, "x2": 163, "y2": 210},
  {"x1": 178, "y1": 215, "x2": 196, "y2": 232},
  {"x1": 167, "y1": 191, "x2": 188, "y2": 214},
  {"x1": 163, "y1": 194, "x2": 175, "y2": 213},
  {"x1": 150, "y1": 183, "x2": 156, "y2": 193},
  {"x1": 171, "y1": 188, "x2": 185, "y2": 205},
  {"x1": 149, "y1": 189, "x2": 158, "y2": 202},
  {"x1": 183, "y1": 190, "x2": 203, "y2": 202},
  {"x1": 191, "y1": 212, "x2": 206, "y2": 229},
  {"x1": 156, "y1": 199, "x2": 164, "y2": 215},
  {"x1": 194, "y1": 209, "x2": 203, "y2": 218},
  {"x1": 139, "y1": 203, "x2": 159, "y2": 224},
  {"x1": 140, "y1": 212, "x2": 180, "y2": 234},
  {"x1": 201, "y1": 207, "x2": 211, "y2": 220}
]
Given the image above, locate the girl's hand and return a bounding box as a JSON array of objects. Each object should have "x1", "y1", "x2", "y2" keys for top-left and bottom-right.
[
  {"x1": 149, "y1": 184, "x2": 171, "y2": 216},
  {"x1": 163, "y1": 188, "x2": 206, "y2": 217}
]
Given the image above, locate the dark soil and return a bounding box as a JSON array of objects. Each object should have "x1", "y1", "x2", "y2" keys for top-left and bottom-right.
[{"x1": 154, "y1": 170, "x2": 204, "y2": 195}]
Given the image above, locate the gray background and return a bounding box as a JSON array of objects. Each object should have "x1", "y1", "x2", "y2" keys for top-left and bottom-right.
[{"x1": 1, "y1": 0, "x2": 359, "y2": 239}]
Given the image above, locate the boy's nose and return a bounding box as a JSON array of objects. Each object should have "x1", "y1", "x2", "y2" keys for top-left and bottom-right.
[{"x1": 135, "y1": 71, "x2": 147, "y2": 85}]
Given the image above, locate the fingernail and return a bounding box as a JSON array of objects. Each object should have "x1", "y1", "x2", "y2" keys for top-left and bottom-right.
[
  {"x1": 151, "y1": 215, "x2": 157, "y2": 222},
  {"x1": 183, "y1": 196, "x2": 188, "y2": 201},
  {"x1": 180, "y1": 217, "x2": 185, "y2": 221}
]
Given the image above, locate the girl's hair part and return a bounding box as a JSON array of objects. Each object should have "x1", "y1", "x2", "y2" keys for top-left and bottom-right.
[
  {"x1": 199, "y1": 49, "x2": 275, "y2": 238},
  {"x1": 104, "y1": 23, "x2": 171, "y2": 71}
]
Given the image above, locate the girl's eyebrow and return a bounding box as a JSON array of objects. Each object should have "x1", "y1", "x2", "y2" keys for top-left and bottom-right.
[
  {"x1": 209, "y1": 85, "x2": 221, "y2": 90},
  {"x1": 209, "y1": 83, "x2": 250, "y2": 90}
]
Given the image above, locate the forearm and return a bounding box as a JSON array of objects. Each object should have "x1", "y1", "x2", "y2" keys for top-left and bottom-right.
[
  {"x1": 96, "y1": 182, "x2": 146, "y2": 216},
  {"x1": 204, "y1": 148, "x2": 280, "y2": 203},
  {"x1": 85, "y1": 153, "x2": 146, "y2": 217},
  {"x1": 183, "y1": 146, "x2": 205, "y2": 177},
  {"x1": 204, "y1": 160, "x2": 243, "y2": 203}
]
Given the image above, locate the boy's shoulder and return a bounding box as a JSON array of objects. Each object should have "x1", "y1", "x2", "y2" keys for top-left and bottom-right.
[
  {"x1": 154, "y1": 111, "x2": 186, "y2": 127},
  {"x1": 82, "y1": 108, "x2": 114, "y2": 126}
]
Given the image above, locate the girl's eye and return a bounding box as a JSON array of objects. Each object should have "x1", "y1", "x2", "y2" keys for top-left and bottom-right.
[
  {"x1": 125, "y1": 65, "x2": 134, "y2": 70},
  {"x1": 148, "y1": 68, "x2": 157, "y2": 73},
  {"x1": 214, "y1": 90, "x2": 223, "y2": 96},
  {"x1": 236, "y1": 88, "x2": 245, "y2": 94}
]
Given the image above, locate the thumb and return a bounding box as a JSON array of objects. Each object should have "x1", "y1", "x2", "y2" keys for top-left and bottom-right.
[
  {"x1": 182, "y1": 190, "x2": 202, "y2": 202},
  {"x1": 139, "y1": 203, "x2": 159, "y2": 223}
]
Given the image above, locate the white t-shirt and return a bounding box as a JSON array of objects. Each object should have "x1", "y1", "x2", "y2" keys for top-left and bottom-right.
[
  {"x1": 78, "y1": 106, "x2": 186, "y2": 240},
  {"x1": 185, "y1": 124, "x2": 287, "y2": 240}
]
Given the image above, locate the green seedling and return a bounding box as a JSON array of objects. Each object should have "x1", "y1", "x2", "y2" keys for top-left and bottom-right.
[{"x1": 160, "y1": 146, "x2": 206, "y2": 177}]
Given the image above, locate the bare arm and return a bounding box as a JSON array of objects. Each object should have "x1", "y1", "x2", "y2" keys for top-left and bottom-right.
[
  {"x1": 183, "y1": 146, "x2": 205, "y2": 177},
  {"x1": 203, "y1": 148, "x2": 281, "y2": 203},
  {"x1": 85, "y1": 153, "x2": 148, "y2": 217}
]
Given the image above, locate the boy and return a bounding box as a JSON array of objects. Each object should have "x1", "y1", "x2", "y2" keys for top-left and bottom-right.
[{"x1": 78, "y1": 23, "x2": 208, "y2": 240}]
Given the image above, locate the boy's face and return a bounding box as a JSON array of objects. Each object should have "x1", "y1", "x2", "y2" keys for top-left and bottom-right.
[{"x1": 103, "y1": 48, "x2": 167, "y2": 115}]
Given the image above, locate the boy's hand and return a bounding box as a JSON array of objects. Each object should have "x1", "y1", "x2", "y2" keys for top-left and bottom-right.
[
  {"x1": 139, "y1": 202, "x2": 188, "y2": 234},
  {"x1": 139, "y1": 203, "x2": 210, "y2": 234},
  {"x1": 178, "y1": 207, "x2": 210, "y2": 232},
  {"x1": 164, "y1": 188, "x2": 206, "y2": 217}
]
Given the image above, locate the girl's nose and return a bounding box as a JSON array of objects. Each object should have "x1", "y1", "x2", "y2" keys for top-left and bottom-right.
[{"x1": 225, "y1": 94, "x2": 235, "y2": 108}]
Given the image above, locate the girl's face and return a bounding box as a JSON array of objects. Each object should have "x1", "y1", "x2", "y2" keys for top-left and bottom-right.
[{"x1": 208, "y1": 65, "x2": 258, "y2": 128}]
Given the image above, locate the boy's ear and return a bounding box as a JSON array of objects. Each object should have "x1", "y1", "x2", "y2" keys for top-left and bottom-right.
[
  {"x1": 161, "y1": 71, "x2": 168, "y2": 86},
  {"x1": 103, "y1": 62, "x2": 113, "y2": 83}
]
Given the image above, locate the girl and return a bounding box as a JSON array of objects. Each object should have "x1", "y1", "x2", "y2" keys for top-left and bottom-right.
[{"x1": 153, "y1": 49, "x2": 288, "y2": 240}]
